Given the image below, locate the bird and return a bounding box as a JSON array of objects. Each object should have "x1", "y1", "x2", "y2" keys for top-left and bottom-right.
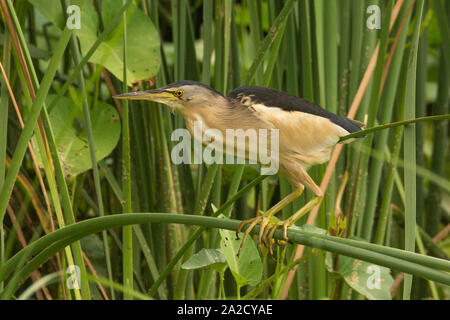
[{"x1": 114, "y1": 80, "x2": 364, "y2": 253}]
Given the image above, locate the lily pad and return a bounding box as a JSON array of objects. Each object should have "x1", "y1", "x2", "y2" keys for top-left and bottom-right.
[
  {"x1": 75, "y1": 0, "x2": 160, "y2": 85},
  {"x1": 34, "y1": 95, "x2": 120, "y2": 177},
  {"x1": 28, "y1": 0, "x2": 160, "y2": 85}
]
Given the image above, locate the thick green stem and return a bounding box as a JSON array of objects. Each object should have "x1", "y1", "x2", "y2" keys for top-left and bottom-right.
[{"x1": 1, "y1": 213, "x2": 449, "y2": 297}]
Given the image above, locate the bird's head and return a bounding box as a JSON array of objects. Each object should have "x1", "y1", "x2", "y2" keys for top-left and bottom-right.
[{"x1": 113, "y1": 80, "x2": 224, "y2": 114}]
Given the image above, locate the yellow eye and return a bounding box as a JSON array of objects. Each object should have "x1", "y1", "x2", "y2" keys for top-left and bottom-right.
[{"x1": 174, "y1": 89, "x2": 184, "y2": 97}]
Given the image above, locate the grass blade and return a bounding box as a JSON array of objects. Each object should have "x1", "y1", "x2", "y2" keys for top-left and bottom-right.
[{"x1": 402, "y1": 0, "x2": 424, "y2": 300}]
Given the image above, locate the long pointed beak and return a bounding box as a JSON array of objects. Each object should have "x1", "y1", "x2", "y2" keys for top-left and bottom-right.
[{"x1": 113, "y1": 89, "x2": 176, "y2": 103}]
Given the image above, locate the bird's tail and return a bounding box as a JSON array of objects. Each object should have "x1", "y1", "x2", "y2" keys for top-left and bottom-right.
[
  {"x1": 338, "y1": 117, "x2": 366, "y2": 144},
  {"x1": 349, "y1": 119, "x2": 366, "y2": 129}
]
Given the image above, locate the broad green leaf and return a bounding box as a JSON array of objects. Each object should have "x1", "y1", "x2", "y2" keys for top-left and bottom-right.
[
  {"x1": 29, "y1": 0, "x2": 160, "y2": 85},
  {"x1": 181, "y1": 248, "x2": 227, "y2": 273},
  {"x1": 324, "y1": 235, "x2": 394, "y2": 300},
  {"x1": 218, "y1": 215, "x2": 262, "y2": 287},
  {"x1": 33, "y1": 95, "x2": 120, "y2": 177},
  {"x1": 75, "y1": 0, "x2": 160, "y2": 85},
  {"x1": 28, "y1": 0, "x2": 65, "y2": 29},
  {"x1": 326, "y1": 252, "x2": 393, "y2": 300}
]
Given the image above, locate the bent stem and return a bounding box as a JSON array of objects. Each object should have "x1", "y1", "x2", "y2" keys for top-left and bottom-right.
[
  {"x1": 1, "y1": 213, "x2": 449, "y2": 297},
  {"x1": 339, "y1": 114, "x2": 450, "y2": 143}
]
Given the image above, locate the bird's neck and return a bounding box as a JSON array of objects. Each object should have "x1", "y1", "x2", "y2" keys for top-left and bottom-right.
[{"x1": 180, "y1": 96, "x2": 232, "y2": 135}]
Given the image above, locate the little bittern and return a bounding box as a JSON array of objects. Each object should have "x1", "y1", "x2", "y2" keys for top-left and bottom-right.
[{"x1": 114, "y1": 80, "x2": 364, "y2": 253}]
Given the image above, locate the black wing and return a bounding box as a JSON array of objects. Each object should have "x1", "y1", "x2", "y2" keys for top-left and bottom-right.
[{"x1": 228, "y1": 86, "x2": 363, "y2": 134}]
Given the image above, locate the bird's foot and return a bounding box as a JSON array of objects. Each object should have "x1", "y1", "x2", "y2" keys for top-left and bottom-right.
[
  {"x1": 236, "y1": 196, "x2": 322, "y2": 256},
  {"x1": 236, "y1": 187, "x2": 305, "y2": 256},
  {"x1": 236, "y1": 212, "x2": 288, "y2": 257},
  {"x1": 236, "y1": 212, "x2": 266, "y2": 255}
]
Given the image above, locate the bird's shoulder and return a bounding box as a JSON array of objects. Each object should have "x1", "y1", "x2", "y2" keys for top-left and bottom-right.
[
  {"x1": 228, "y1": 86, "x2": 327, "y2": 115},
  {"x1": 227, "y1": 86, "x2": 363, "y2": 134}
]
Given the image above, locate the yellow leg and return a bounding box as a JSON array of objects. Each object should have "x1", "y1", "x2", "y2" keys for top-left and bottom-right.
[
  {"x1": 236, "y1": 187, "x2": 304, "y2": 255},
  {"x1": 265, "y1": 196, "x2": 321, "y2": 255},
  {"x1": 238, "y1": 162, "x2": 325, "y2": 255}
]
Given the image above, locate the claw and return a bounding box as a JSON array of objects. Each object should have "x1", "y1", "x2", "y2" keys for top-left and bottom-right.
[
  {"x1": 260, "y1": 223, "x2": 272, "y2": 249},
  {"x1": 267, "y1": 223, "x2": 279, "y2": 244},
  {"x1": 257, "y1": 217, "x2": 271, "y2": 248},
  {"x1": 237, "y1": 216, "x2": 264, "y2": 256}
]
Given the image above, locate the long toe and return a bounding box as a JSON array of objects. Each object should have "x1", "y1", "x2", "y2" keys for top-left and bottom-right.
[
  {"x1": 257, "y1": 217, "x2": 271, "y2": 248},
  {"x1": 237, "y1": 216, "x2": 262, "y2": 256}
]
